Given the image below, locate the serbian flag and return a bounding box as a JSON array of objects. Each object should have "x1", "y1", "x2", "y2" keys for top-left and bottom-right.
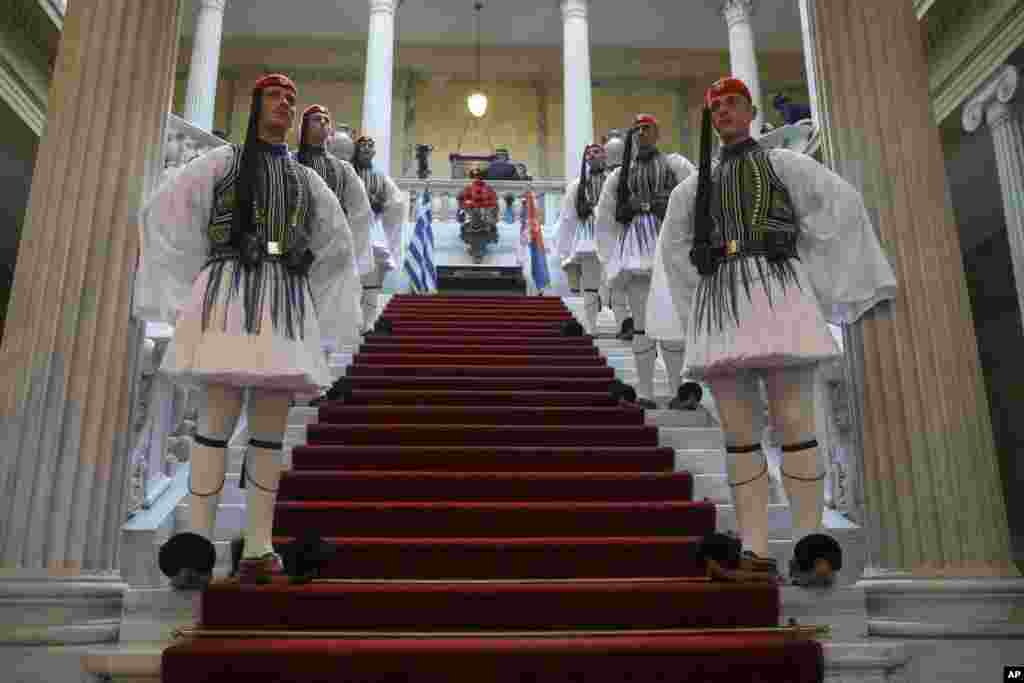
[{"x1": 524, "y1": 191, "x2": 550, "y2": 292}]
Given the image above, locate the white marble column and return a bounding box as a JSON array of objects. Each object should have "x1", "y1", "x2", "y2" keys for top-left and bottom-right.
[
  {"x1": 183, "y1": 0, "x2": 227, "y2": 132},
  {"x1": 963, "y1": 65, "x2": 1024, "y2": 323},
  {"x1": 361, "y1": 0, "x2": 399, "y2": 176},
  {"x1": 0, "y1": 0, "x2": 183, "y2": 653},
  {"x1": 561, "y1": 0, "x2": 594, "y2": 181},
  {"x1": 721, "y1": 0, "x2": 764, "y2": 136}
]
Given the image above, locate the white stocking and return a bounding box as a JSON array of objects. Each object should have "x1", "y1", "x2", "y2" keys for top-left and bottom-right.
[
  {"x1": 190, "y1": 385, "x2": 243, "y2": 542},
  {"x1": 360, "y1": 269, "x2": 383, "y2": 331},
  {"x1": 609, "y1": 282, "x2": 630, "y2": 329},
  {"x1": 764, "y1": 365, "x2": 824, "y2": 542},
  {"x1": 242, "y1": 389, "x2": 292, "y2": 559},
  {"x1": 581, "y1": 257, "x2": 603, "y2": 335},
  {"x1": 709, "y1": 372, "x2": 770, "y2": 557},
  {"x1": 659, "y1": 340, "x2": 686, "y2": 396},
  {"x1": 627, "y1": 276, "x2": 655, "y2": 400}
]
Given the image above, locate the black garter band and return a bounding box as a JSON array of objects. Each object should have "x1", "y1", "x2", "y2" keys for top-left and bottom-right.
[
  {"x1": 240, "y1": 438, "x2": 283, "y2": 493},
  {"x1": 726, "y1": 444, "x2": 768, "y2": 488},
  {"x1": 189, "y1": 434, "x2": 228, "y2": 497},
  {"x1": 780, "y1": 439, "x2": 826, "y2": 482}
]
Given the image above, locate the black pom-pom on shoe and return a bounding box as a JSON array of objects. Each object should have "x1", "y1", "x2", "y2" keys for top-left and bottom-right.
[
  {"x1": 608, "y1": 380, "x2": 637, "y2": 405},
  {"x1": 159, "y1": 532, "x2": 217, "y2": 590},
  {"x1": 282, "y1": 532, "x2": 337, "y2": 584},
  {"x1": 790, "y1": 533, "x2": 842, "y2": 588},
  {"x1": 669, "y1": 382, "x2": 703, "y2": 411},
  {"x1": 561, "y1": 319, "x2": 584, "y2": 337},
  {"x1": 615, "y1": 317, "x2": 635, "y2": 341}
]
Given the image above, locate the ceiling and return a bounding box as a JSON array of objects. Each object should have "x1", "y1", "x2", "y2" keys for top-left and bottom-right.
[{"x1": 182, "y1": 0, "x2": 805, "y2": 52}]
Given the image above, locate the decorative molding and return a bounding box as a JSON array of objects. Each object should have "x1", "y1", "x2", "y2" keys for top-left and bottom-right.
[
  {"x1": 36, "y1": 0, "x2": 65, "y2": 29},
  {"x1": 963, "y1": 63, "x2": 1018, "y2": 132},
  {"x1": 560, "y1": 0, "x2": 588, "y2": 23},
  {"x1": 4, "y1": 0, "x2": 58, "y2": 61},
  {"x1": 721, "y1": 0, "x2": 755, "y2": 28},
  {"x1": 369, "y1": 0, "x2": 399, "y2": 17},
  {"x1": 0, "y1": 51, "x2": 46, "y2": 135},
  {"x1": 861, "y1": 577, "x2": 1024, "y2": 638},
  {"x1": 914, "y1": 0, "x2": 937, "y2": 20},
  {"x1": 0, "y1": 4, "x2": 52, "y2": 135},
  {"x1": 927, "y1": 0, "x2": 1024, "y2": 123},
  {"x1": 0, "y1": 573, "x2": 127, "y2": 645}
]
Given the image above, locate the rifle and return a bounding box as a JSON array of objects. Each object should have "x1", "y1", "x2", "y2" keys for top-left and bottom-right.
[{"x1": 690, "y1": 106, "x2": 716, "y2": 275}]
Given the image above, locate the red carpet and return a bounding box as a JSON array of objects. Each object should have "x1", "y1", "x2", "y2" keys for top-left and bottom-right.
[
  {"x1": 331, "y1": 389, "x2": 623, "y2": 406},
  {"x1": 334, "y1": 375, "x2": 616, "y2": 391},
  {"x1": 290, "y1": 445, "x2": 677, "y2": 471},
  {"x1": 359, "y1": 343, "x2": 604, "y2": 356},
  {"x1": 162, "y1": 634, "x2": 822, "y2": 683},
  {"x1": 352, "y1": 353, "x2": 608, "y2": 365},
  {"x1": 305, "y1": 423, "x2": 659, "y2": 446},
  {"x1": 163, "y1": 295, "x2": 823, "y2": 682},
  {"x1": 317, "y1": 405, "x2": 645, "y2": 425},
  {"x1": 277, "y1": 471, "x2": 690, "y2": 501},
  {"x1": 346, "y1": 364, "x2": 615, "y2": 378}
]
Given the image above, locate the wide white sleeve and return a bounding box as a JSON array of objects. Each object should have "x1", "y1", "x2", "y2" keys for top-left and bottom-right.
[
  {"x1": 666, "y1": 153, "x2": 697, "y2": 186},
  {"x1": 133, "y1": 145, "x2": 234, "y2": 324},
  {"x1": 339, "y1": 160, "x2": 373, "y2": 270},
  {"x1": 381, "y1": 175, "x2": 410, "y2": 268},
  {"x1": 304, "y1": 168, "x2": 362, "y2": 351},
  {"x1": 647, "y1": 174, "x2": 700, "y2": 341},
  {"x1": 594, "y1": 167, "x2": 622, "y2": 265},
  {"x1": 557, "y1": 180, "x2": 579, "y2": 262},
  {"x1": 769, "y1": 149, "x2": 898, "y2": 324}
]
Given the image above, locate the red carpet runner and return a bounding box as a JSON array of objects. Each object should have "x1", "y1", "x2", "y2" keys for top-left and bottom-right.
[{"x1": 162, "y1": 295, "x2": 824, "y2": 682}]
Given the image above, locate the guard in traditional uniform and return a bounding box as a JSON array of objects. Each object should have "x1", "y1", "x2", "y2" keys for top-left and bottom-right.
[
  {"x1": 558, "y1": 143, "x2": 609, "y2": 335},
  {"x1": 595, "y1": 115, "x2": 696, "y2": 407},
  {"x1": 648, "y1": 77, "x2": 897, "y2": 585},
  {"x1": 135, "y1": 74, "x2": 362, "y2": 587},
  {"x1": 351, "y1": 135, "x2": 409, "y2": 332}
]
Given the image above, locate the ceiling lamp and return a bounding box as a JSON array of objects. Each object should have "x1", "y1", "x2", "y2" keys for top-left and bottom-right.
[{"x1": 467, "y1": 1, "x2": 487, "y2": 118}]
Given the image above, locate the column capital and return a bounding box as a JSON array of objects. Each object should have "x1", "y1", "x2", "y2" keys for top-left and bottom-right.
[
  {"x1": 722, "y1": 0, "x2": 755, "y2": 28},
  {"x1": 197, "y1": 0, "x2": 227, "y2": 11},
  {"x1": 369, "y1": 0, "x2": 399, "y2": 16},
  {"x1": 963, "y1": 64, "x2": 1018, "y2": 133},
  {"x1": 560, "y1": 0, "x2": 588, "y2": 22}
]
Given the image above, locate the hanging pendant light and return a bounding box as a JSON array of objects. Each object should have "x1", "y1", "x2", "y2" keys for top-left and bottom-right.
[{"x1": 467, "y1": 1, "x2": 488, "y2": 118}]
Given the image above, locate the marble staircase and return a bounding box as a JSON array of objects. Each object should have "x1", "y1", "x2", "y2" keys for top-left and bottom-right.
[{"x1": 86, "y1": 294, "x2": 906, "y2": 682}]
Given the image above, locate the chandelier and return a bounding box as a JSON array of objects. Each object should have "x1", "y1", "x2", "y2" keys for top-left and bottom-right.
[{"x1": 467, "y1": 1, "x2": 487, "y2": 118}]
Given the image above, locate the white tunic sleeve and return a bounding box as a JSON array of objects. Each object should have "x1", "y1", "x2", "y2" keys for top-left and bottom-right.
[
  {"x1": 666, "y1": 153, "x2": 697, "y2": 186},
  {"x1": 594, "y1": 168, "x2": 622, "y2": 266},
  {"x1": 303, "y1": 167, "x2": 363, "y2": 351},
  {"x1": 558, "y1": 179, "x2": 580, "y2": 262},
  {"x1": 768, "y1": 149, "x2": 897, "y2": 324},
  {"x1": 133, "y1": 145, "x2": 234, "y2": 324},
  {"x1": 381, "y1": 175, "x2": 410, "y2": 269},
  {"x1": 339, "y1": 160, "x2": 373, "y2": 272},
  {"x1": 646, "y1": 174, "x2": 700, "y2": 341}
]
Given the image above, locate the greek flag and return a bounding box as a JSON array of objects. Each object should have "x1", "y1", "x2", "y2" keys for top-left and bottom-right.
[{"x1": 404, "y1": 190, "x2": 437, "y2": 294}]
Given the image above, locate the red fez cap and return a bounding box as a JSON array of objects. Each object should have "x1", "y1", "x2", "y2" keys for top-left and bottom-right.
[
  {"x1": 254, "y1": 73, "x2": 297, "y2": 95},
  {"x1": 584, "y1": 143, "x2": 604, "y2": 154},
  {"x1": 705, "y1": 77, "x2": 752, "y2": 108},
  {"x1": 634, "y1": 114, "x2": 659, "y2": 127},
  {"x1": 302, "y1": 104, "x2": 330, "y2": 120},
  {"x1": 355, "y1": 135, "x2": 374, "y2": 145}
]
